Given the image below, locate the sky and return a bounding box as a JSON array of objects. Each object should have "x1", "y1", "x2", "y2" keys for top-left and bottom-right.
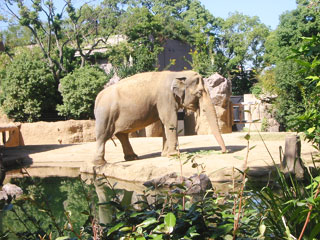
[
  {"x1": 0, "y1": 0, "x2": 298, "y2": 30},
  {"x1": 199, "y1": 0, "x2": 297, "y2": 29}
]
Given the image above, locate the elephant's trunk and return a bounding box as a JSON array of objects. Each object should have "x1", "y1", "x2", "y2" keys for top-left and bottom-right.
[{"x1": 199, "y1": 90, "x2": 227, "y2": 153}]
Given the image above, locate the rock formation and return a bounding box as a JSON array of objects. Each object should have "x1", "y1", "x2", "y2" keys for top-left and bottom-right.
[{"x1": 193, "y1": 73, "x2": 233, "y2": 134}]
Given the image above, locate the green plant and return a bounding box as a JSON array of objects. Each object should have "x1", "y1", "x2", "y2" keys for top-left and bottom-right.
[
  {"x1": 289, "y1": 34, "x2": 320, "y2": 149},
  {"x1": 57, "y1": 65, "x2": 111, "y2": 119},
  {"x1": 1, "y1": 176, "x2": 98, "y2": 240},
  {"x1": 0, "y1": 48, "x2": 58, "y2": 122},
  {"x1": 260, "y1": 117, "x2": 269, "y2": 132}
]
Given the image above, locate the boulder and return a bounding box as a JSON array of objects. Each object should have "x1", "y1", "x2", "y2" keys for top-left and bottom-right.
[
  {"x1": 143, "y1": 172, "x2": 212, "y2": 195},
  {"x1": 195, "y1": 73, "x2": 232, "y2": 134}
]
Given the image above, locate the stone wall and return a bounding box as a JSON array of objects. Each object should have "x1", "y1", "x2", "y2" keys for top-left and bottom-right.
[
  {"x1": 19, "y1": 120, "x2": 96, "y2": 145},
  {"x1": 243, "y1": 94, "x2": 280, "y2": 132}
]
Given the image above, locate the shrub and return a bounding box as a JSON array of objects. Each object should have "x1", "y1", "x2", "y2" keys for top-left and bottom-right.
[
  {"x1": 289, "y1": 34, "x2": 320, "y2": 148},
  {"x1": 0, "y1": 48, "x2": 58, "y2": 122},
  {"x1": 57, "y1": 66, "x2": 110, "y2": 119}
]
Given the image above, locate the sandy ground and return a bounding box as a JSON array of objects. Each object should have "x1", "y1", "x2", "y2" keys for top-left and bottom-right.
[{"x1": 3, "y1": 132, "x2": 317, "y2": 184}]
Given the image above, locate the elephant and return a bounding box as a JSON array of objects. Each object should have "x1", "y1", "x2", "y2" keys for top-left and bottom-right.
[{"x1": 93, "y1": 70, "x2": 227, "y2": 165}]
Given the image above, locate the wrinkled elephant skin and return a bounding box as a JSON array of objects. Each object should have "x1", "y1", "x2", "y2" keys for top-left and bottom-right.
[{"x1": 93, "y1": 71, "x2": 226, "y2": 165}]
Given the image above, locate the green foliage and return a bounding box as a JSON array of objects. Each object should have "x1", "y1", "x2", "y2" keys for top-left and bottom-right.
[
  {"x1": 289, "y1": 34, "x2": 320, "y2": 148},
  {"x1": 252, "y1": 66, "x2": 278, "y2": 98},
  {"x1": 249, "y1": 169, "x2": 320, "y2": 239},
  {"x1": 2, "y1": 161, "x2": 320, "y2": 239},
  {"x1": 215, "y1": 12, "x2": 270, "y2": 95},
  {"x1": 265, "y1": 2, "x2": 320, "y2": 129},
  {"x1": 0, "y1": 24, "x2": 34, "y2": 57},
  {"x1": 1, "y1": 177, "x2": 97, "y2": 240},
  {"x1": 0, "y1": 48, "x2": 58, "y2": 122},
  {"x1": 57, "y1": 66, "x2": 110, "y2": 119},
  {"x1": 216, "y1": 12, "x2": 270, "y2": 73},
  {"x1": 122, "y1": 7, "x2": 164, "y2": 73},
  {"x1": 188, "y1": 34, "x2": 217, "y2": 77}
]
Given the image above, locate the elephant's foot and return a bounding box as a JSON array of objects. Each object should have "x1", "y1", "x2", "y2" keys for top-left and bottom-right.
[
  {"x1": 124, "y1": 153, "x2": 139, "y2": 161},
  {"x1": 161, "y1": 149, "x2": 179, "y2": 157}
]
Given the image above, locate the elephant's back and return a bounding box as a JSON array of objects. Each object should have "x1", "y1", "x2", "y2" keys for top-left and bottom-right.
[{"x1": 119, "y1": 71, "x2": 162, "y2": 86}]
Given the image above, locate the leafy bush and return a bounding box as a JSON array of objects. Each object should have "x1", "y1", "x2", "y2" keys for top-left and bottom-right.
[
  {"x1": 57, "y1": 66, "x2": 110, "y2": 119},
  {"x1": 289, "y1": 34, "x2": 320, "y2": 148},
  {"x1": 0, "y1": 48, "x2": 58, "y2": 122}
]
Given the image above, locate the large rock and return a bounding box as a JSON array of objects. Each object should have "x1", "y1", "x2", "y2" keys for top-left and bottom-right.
[
  {"x1": 143, "y1": 172, "x2": 213, "y2": 195},
  {"x1": 195, "y1": 73, "x2": 232, "y2": 134}
]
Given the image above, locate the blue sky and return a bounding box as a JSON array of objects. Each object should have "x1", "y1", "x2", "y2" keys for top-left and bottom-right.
[
  {"x1": 0, "y1": 0, "x2": 298, "y2": 30},
  {"x1": 200, "y1": 0, "x2": 297, "y2": 29}
]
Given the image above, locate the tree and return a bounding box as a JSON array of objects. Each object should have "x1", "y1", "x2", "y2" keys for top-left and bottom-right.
[
  {"x1": 2, "y1": 0, "x2": 116, "y2": 82},
  {"x1": 0, "y1": 24, "x2": 34, "y2": 59},
  {"x1": 290, "y1": 34, "x2": 320, "y2": 147},
  {"x1": 57, "y1": 66, "x2": 110, "y2": 119},
  {"x1": 65, "y1": 1, "x2": 126, "y2": 68},
  {"x1": 265, "y1": 0, "x2": 320, "y2": 129},
  {"x1": 0, "y1": 48, "x2": 58, "y2": 122},
  {"x1": 4, "y1": 0, "x2": 71, "y2": 83},
  {"x1": 215, "y1": 12, "x2": 270, "y2": 95}
]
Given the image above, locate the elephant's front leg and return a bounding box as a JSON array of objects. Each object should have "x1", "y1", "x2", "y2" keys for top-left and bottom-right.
[{"x1": 160, "y1": 115, "x2": 179, "y2": 157}]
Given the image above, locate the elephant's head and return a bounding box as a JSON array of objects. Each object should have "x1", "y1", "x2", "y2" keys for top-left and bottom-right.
[{"x1": 171, "y1": 71, "x2": 227, "y2": 153}]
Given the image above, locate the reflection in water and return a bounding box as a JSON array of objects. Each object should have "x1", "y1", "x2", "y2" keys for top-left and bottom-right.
[
  {"x1": 1, "y1": 172, "x2": 239, "y2": 238},
  {"x1": 94, "y1": 178, "x2": 134, "y2": 224}
]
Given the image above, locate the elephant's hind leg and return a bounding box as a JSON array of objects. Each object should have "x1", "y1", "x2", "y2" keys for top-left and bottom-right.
[
  {"x1": 115, "y1": 133, "x2": 139, "y2": 161},
  {"x1": 93, "y1": 120, "x2": 114, "y2": 165}
]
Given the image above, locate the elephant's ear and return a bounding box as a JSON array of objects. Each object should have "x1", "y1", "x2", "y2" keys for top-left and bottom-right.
[{"x1": 171, "y1": 77, "x2": 186, "y2": 100}]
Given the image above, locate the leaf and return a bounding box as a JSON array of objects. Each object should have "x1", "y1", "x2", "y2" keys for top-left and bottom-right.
[
  {"x1": 306, "y1": 76, "x2": 320, "y2": 81},
  {"x1": 244, "y1": 134, "x2": 250, "y2": 140},
  {"x1": 107, "y1": 222, "x2": 125, "y2": 236},
  {"x1": 296, "y1": 201, "x2": 306, "y2": 207},
  {"x1": 130, "y1": 212, "x2": 145, "y2": 218},
  {"x1": 164, "y1": 212, "x2": 176, "y2": 233},
  {"x1": 249, "y1": 145, "x2": 256, "y2": 150},
  {"x1": 153, "y1": 223, "x2": 165, "y2": 233},
  {"x1": 137, "y1": 217, "x2": 158, "y2": 228},
  {"x1": 135, "y1": 237, "x2": 146, "y2": 240},
  {"x1": 295, "y1": 59, "x2": 311, "y2": 68},
  {"x1": 308, "y1": 127, "x2": 316, "y2": 134},
  {"x1": 259, "y1": 224, "x2": 266, "y2": 237},
  {"x1": 119, "y1": 226, "x2": 133, "y2": 232},
  {"x1": 149, "y1": 234, "x2": 163, "y2": 240},
  {"x1": 306, "y1": 196, "x2": 315, "y2": 205},
  {"x1": 192, "y1": 163, "x2": 198, "y2": 168},
  {"x1": 309, "y1": 222, "x2": 320, "y2": 239},
  {"x1": 56, "y1": 237, "x2": 70, "y2": 240}
]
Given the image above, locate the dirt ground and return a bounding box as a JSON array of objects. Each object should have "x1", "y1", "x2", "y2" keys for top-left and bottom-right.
[{"x1": 4, "y1": 131, "x2": 317, "y2": 184}]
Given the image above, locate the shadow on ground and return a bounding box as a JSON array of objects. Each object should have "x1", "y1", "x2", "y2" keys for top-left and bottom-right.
[
  {"x1": 2, "y1": 144, "x2": 74, "y2": 170},
  {"x1": 113, "y1": 145, "x2": 247, "y2": 162}
]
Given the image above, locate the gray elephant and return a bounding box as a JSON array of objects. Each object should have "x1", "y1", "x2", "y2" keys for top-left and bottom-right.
[{"x1": 93, "y1": 70, "x2": 226, "y2": 165}]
